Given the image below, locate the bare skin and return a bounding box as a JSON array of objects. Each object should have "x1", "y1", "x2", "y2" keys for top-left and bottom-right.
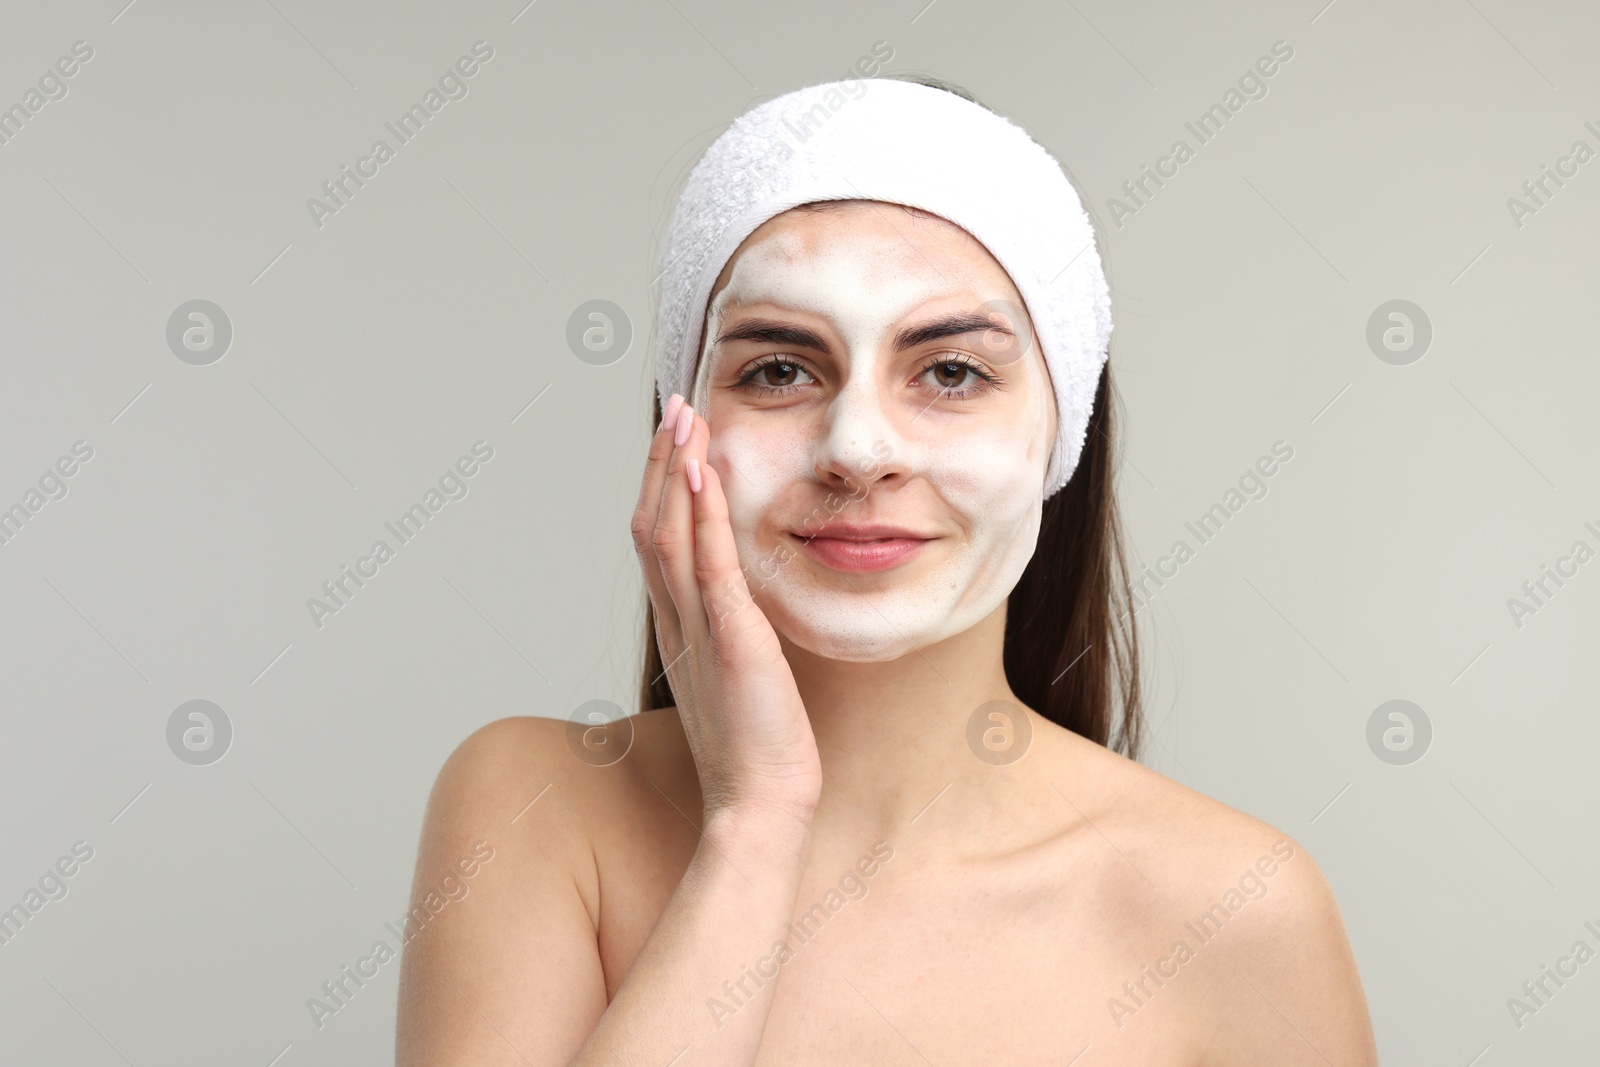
[{"x1": 396, "y1": 203, "x2": 1377, "y2": 1066}]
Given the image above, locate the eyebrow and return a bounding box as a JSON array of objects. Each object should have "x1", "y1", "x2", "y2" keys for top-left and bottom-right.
[
  {"x1": 894, "y1": 313, "x2": 1012, "y2": 351},
  {"x1": 714, "y1": 312, "x2": 1012, "y2": 353}
]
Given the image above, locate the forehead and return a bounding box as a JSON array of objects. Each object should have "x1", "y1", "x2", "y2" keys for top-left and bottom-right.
[{"x1": 706, "y1": 201, "x2": 1023, "y2": 315}]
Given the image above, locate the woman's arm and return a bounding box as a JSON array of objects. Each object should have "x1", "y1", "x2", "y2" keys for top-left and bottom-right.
[
  {"x1": 572, "y1": 804, "x2": 816, "y2": 1065},
  {"x1": 393, "y1": 719, "x2": 815, "y2": 1066},
  {"x1": 398, "y1": 399, "x2": 822, "y2": 1065},
  {"x1": 1197, "y1": 838, "x2": 1377, "y2": 1066}
]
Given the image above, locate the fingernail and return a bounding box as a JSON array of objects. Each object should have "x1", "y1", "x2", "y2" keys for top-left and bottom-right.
[
  {"x1": 686, "y1": 457, "x2": 702, "y2": 494},
  {"x1": 662, "y1": 394, "x2": 684, "y2": 433},
  {"x1": 674, "y1": 405, "x2": 694, "y2": 447}
]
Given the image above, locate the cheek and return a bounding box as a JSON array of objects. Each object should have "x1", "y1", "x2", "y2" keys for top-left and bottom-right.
[
  {"x1": 927, "y1": 423, "x2": 1046, "y2": 524},
  {"x1": 708, "y1": 422, "x2": 813, "y2": 541}
]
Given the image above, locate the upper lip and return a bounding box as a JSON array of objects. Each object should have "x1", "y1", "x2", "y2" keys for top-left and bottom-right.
[{"x1": 793, "y1": 523, "x2": 935, "y2": 543}]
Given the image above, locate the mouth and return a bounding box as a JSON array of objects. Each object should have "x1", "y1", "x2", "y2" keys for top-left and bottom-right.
[{"x1": 788, "y1": 523, "x2": 935, "y2": 574}]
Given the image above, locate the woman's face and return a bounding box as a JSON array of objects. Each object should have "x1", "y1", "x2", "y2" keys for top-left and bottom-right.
[{"x1": 690, "y1": 200, "x2": 1057, "y2": 662}]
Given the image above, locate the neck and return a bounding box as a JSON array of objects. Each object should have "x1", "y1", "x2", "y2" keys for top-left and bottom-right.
[{"x1": 778, "y1": 600, "x2": 1024, "y2": 846}]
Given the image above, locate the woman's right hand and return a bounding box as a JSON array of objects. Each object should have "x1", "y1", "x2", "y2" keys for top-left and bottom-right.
[{"x1": 631, "y1": 394, "x2": 822, "y2": 829}]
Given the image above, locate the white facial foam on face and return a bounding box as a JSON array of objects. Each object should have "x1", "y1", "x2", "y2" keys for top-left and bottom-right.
[{"x1": 692, "y1": 211, "x2": 1055, "y2": 663}]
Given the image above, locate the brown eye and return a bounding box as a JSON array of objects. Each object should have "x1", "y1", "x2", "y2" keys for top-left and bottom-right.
[
  {"x1": 759, "y1": 360, "x2": 804, "y2": 387},
  {"x1": 732, "y1": 357, "x2": 817, "y2": 395},
  {"x1": 915, "y1": 354, "x2": 1000, "y2": 399},
  {"x1": 929, "y1": 361, "x2": 971, "y2": 389}
]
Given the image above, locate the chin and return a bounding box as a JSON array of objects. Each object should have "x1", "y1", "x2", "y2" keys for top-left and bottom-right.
[
  {"x1": 769, "y1": 608, "x2": 930, "y2": 663},
  {"x1": 749, "y1": 552, "x2": 1026, "y2": 664}
]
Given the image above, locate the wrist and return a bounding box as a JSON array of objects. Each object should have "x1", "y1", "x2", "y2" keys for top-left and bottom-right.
[{"x1": 702, "y1": 800, "x2": 815, "y2": 862}]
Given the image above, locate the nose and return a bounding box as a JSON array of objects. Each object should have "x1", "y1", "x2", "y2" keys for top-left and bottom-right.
[{"x1": 811, "y1": 372, "x2": 911, "y2": 495}]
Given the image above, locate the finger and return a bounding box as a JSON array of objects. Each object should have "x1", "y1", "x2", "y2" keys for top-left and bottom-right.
[
  {"x1": 689, "y1": 459, "x2": 766, "y2": 649},
  {"x1": 654, "y1": 405, "x2": 710, "y2": 645},
  {"x1": 633, "y1": 395, "x2": 686, "y2": 648}
]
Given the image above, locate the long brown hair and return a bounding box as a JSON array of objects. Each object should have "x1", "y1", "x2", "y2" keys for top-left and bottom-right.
[{"x1": 639, "y1": 74, "x2": 1144, "y2": 759}]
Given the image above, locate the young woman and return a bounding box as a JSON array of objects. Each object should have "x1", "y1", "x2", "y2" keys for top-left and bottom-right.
[{"x1": 396, "y1": 75, "x2": 1377, "y2": 1065}]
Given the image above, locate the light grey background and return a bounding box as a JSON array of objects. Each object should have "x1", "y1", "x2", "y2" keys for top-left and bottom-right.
[{"x1": 1, "y1": 0, "x2": 1595, "y2": 1062}]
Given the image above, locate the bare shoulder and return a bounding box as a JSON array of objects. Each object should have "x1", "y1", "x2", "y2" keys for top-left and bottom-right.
[
  {"x1": 423, "y1": 716, "x2": 586, "y2": 850},
  {"x1": 411, "y1": 716, "x2": 602, "y2": 930},
  {"x1": 1036, "y1": 724, "x2": 1376, "y2": 1062},
  {"x1": 428, "y1": 714, "x2": 568, "y2": 808},
  {"x1": 433, "y1": 704, "x2": 693, "y2": 780},
  {"x1": 423, "y1": 708, "x2": 696, "y2": 850},
  {"x1": 397, "y1": 710, "x2": 698, "y2": 1065},
  {"x1": 1035, "y1": 724, "x2": 1309, "y2": 892}
]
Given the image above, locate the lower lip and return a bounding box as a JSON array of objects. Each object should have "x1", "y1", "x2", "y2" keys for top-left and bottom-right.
[{"x1": 795, "y1": 535, "x2": 931, "y2": 572}]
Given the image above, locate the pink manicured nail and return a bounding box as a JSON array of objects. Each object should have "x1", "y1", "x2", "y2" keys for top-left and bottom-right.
[
  {"x1": 686, "y1": 457, "x2": 703, "y2": 494},
  {"x1": 674, "y1": 405, "x2": 695, "y2": 447},
  {"x1": 662, "y1": 394, "x2": 684, "y2": 434}
]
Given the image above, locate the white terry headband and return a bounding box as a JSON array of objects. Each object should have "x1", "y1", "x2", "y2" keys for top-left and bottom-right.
[{"x1": 651, "y1": 77, "x2": 1112, "y2": 499}]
